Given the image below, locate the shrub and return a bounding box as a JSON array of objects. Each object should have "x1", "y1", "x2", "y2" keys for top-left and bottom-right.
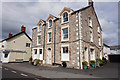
[
  {"x1": 29, "y1": 57, "x2": 33, "y2": 62},
  {"x1": 96, "y1": 58, "x2": 101, "y2": 61},
  {"x1": 37, "y1": 59, "x2": 40, "y2": 65},
  {"x1": 82, "y1": 61, "x2": 88, "y2": 65},
  {"x1": 90, "y1": 60, "x2": 95, "y2": 64},
  {"x1": 62, "y1": 61, "x2": 67, "y2": 67}
]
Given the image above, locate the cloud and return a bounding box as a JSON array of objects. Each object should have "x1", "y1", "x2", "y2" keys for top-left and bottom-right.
[{"x1": 1, "y1": 1, "x2": 118, "y2": 46}]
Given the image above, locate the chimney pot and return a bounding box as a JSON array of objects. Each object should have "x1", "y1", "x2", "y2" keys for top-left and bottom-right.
[
  {"x1": 88, "y1": 0, "x2": 94, "y2": 6},
  {"x1": 8, "y1": 33, "x2": 12, "y2": 38},
  {"x1": 21, "y1": 25, "x2": 26, "y2": 32}
]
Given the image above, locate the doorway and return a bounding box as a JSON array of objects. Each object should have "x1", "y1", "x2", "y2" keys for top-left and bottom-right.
[{"x1": 47, "y1": 48, "x2": 52, "y2": 64}]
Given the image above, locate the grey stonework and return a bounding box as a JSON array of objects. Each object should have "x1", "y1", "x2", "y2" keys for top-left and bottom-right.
[{"x1": 32, "y1": 2, "x2": 103, "y2": 69}]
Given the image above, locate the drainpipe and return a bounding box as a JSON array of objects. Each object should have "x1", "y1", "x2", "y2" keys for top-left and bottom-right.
[
  {"x1": 53, "y1": 18, "x2": 59, "y2": 64},
  {"x1": 78, "y1": 11, "x2": 83, "y2": 69},
  {"x1": 43, "y1": 24, "x2": 46, "y2": 63}
]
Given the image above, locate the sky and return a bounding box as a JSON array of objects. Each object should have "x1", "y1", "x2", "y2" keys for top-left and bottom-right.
[{"x1": 0, "y1": 0, "x2": 119, "y2": 46}]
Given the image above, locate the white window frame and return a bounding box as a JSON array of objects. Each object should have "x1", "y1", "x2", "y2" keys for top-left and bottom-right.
[
  {"x1": 38, "y1": 23, "x2": 42, "y2": 32},
  {"x1": 88, "y1": 17, "x2": 92, "y2": 27},
  {"x1": 48, "y1": 19, "x2": 53, "y2": 28},
  {"x1": 99, "y1": 37, "x2": 101, "y2": 46},
  {"x1": 34, "y1": 49, "x2": 37, "y2": 55},
  {"x1": 61, "y1": 26, "x2": 69, "y2": 41},
  {"x1": 47, "y1": 32, "x2": 52, "y2": 43},
  {"x1": 61, "y1": 11, "x2": 69, "y2": 24},
  {"x1": 98, "y1": 26, "x2": 100, "y2": 33},
  {"x1": 61, "y1": 44, "x2": 69, "y2": 61},
  {"x1": 90, "y1": 29, "x2": 93, "y2": 42},
  {"x1": 90, "y1": 47, "x2": 95, "y2": 60},
  {"x1": 37, "y1": 35, "x2": 41, "y2": 45}
]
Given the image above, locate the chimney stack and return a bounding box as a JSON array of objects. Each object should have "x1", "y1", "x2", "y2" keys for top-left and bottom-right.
[
  {"x1": 8, "y1": 33, "x2": 12, "y2": 38},
  {"x1": 21, "y1": 25, "x2": 26, "y2": 32},
  {"x1": 88, "y1": 0, "x2": 94, "y2": 6}
]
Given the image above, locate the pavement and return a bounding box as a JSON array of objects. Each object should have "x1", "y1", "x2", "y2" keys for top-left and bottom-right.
[{"x1": 2, "y1": 62, "x2": 120, "y2": 80}]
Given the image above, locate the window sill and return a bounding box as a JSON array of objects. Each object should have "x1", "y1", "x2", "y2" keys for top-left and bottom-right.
[
  {"x1": 61, "y1": 60, "x2": 69, "y2": 62},
  {"x1": 47, "y1": 42, "x2": 52, "y2": 44},
  {"x1": 89, "y1": 26, "x2": 93, "y2": 28},
  {"x1": 38, "y1": 30, "x2": 42, "y2": 33},
  {"x1": 61, "y1": 39, "x2": 69, "y2": 42},
  {"x1": 48, "y1": 26, "x2": 52, "y2": 29},
  {"x1": 61, "y1": 21, "x2": 69, "y2": 25}
]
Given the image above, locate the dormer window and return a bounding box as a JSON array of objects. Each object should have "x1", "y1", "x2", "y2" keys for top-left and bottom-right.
[
  {"x1": 39, "y1": 23, "x2": 42, "y2": 31},
  {"x1": 63, "y1": 12, "x2": 68, "y2": 22},
  {"x1": 49, "y1": 19, "x2": 52, "y2": 28}
]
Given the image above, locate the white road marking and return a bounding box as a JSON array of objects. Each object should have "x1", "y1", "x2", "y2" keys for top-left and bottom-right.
[
  {"x1": 4, "y1": 68, "x2": 8, "y2": 70},
  {"x1": 34, "y1": 78, "x2": 40, "y2": 80},
  {"x1": 11, "y1": 71, "x2": 16, "y2": 73},
  {"x1": 21, "y1": 73, "x2": 28, "y2": 77}
]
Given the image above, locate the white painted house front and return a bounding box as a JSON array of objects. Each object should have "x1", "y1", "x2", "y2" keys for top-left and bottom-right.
[{"x1": 0, "y1": 26, "x2": 32, "y2": 63}]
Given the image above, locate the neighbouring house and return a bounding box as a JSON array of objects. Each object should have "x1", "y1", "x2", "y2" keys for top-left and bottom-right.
[
  {"x1": 32, "y1": 0, "x2": 103, "y2": 69},
  {"x1": 103, "y1": 43, "x2": 120, "y2": 61},
  {"x1": 0, "y1": 26, "x2": 32, "y2": 63},
  {"x1": 103, "y1": 43, "x2": 110, "y2": 60}
]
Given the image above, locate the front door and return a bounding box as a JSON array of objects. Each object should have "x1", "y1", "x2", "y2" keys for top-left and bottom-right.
[{"x1": 47, "y1": 48, "x2": 52, "y2": 64}]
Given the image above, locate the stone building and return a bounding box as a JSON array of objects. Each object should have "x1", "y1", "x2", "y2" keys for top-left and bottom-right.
[{"x1": 32, "y1": 0, "x2": 103, "y2": 69}]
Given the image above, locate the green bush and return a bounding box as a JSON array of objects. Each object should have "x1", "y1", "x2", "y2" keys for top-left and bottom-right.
[
  {"x1": 37, "y1": 59, "x2": 40, "y2": 65},
  {"x1": 82, "y1": 61, "x2": 88, "y2": 65},
  {"x1": 62, "y1": 61, "x2": 67, "y2": 67},
  {"x1": 99, "y1": 60, "x2": 103, "y2": 64},
  {"x1": 96, "y1": 58, "x2": 101, "y2": 61},
  {"x1": 29, "y1": 57, "x2": 33, "y2": 62},
  {"x1": 90, "y1": 60, "x2": 95, "y2": 64}
]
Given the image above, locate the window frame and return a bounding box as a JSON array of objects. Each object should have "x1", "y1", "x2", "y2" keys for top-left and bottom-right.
[
  {"x1": 61, "y1": 11, "x2": 69, "y2": 24},
  {"x1": 39, "y1": 23, "x2": 42, "y2": 31},
  {"x1": 61, "y1": 27, "x2": 69, "y2": 41},
  {"x1": 34, "y1": 49, "x2": 37, "y2": 54},
  {"x1": 38, "y1": 35, "x2": 41, "y2": 45},
  {"x1": 48, "y1": 32, "x2": 52, "y2": 43},
  {"x1": 48, "y1": 19, "x2": 52, "y2": 28},
  {"x1": 90, "y1": 29, "x2": 93, "y2": 42},
  {"x1": 39, "y1": 49, "x2": 42, "y2": 54},
  {"x1": 4, "y1": 54, "x2": 8, "y2": 58},
  {"x1": 99, "y1": 37, "x2": 101, "y2": 46},
  {"x1": 26, "y1": 43, "x2": 30, "y2": 47},
  {"x1": 88, "y1": 17, "x2": 92, "y2": 27},
  {"x1": 61, "y1": 44, "x2": 69, "y2": 61}
]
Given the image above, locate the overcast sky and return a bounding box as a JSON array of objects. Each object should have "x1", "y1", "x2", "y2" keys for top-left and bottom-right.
[{"x1": 0, "y1": 0, "x2": 119, "y2": 46}]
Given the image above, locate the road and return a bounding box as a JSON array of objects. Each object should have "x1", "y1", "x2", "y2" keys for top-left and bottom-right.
[
  {"x1": 2, "y1": 62, "x2": 120, "y2": 80},
  {"x1": 2, "y1": 66, "x2": 50, "y2": 80}
]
